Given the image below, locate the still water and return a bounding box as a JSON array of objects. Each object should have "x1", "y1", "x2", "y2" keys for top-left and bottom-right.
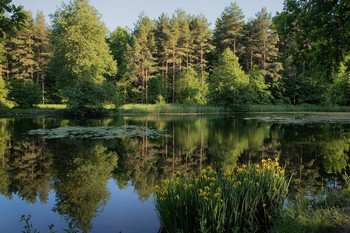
[{"x1": 0, "y1": 113, "x2": 349, "y2": 233}]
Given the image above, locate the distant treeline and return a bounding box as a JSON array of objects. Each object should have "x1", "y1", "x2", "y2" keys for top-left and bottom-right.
[{"x1": 0, "y1": 0, "x2": 349, "y2": 111}]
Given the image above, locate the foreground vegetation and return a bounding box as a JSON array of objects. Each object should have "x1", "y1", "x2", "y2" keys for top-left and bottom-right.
[
  {"x1": 153, "y1": 160, "x2": 350, "y2": 233},
  {"x1": 154, "y1": 159, "x2": 289, "y2": 232},
  {"x1": 272, "y1": 192, "x2": 349, "y2": 233}
]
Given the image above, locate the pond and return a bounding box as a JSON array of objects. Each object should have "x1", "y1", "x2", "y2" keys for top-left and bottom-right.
[{"x1": 0, "y1": 113, "x2": 349, "y2": 233}]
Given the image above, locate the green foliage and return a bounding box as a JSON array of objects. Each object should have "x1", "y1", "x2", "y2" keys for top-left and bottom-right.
[
  {"x1": 213, "y1": 2, "x2": 245, "y2": 54},
  {"x1": 119, "y1": 104, "x2": 226, "y2": 114},
  {"x1": 248, "y1": 65, "x2": 272, "y2": 104},
  {"x1": 176, "y1": 67, "x2": 207, "y2": 104},
  {"x1": 107, "y1": 26, "x2": 132, "y2": 81},
  {"x1": 7, "y1": 80, "x2": 41, "y2": 107},
  {"x1": 61, "y1": 80, "x2": 117, "y2": 115},
  {"x1": 155, "y1": 95, "x2": 166, "y2": 105},
  {"x1": 0, "y1": 0, "x2": 27, "y2": 38},
  {"x1": 50, "y1": 0, "x2": 117, "y2": 86},
  {"x1": 209, "y1": 48, "x2": 250, "y2": 105},
  {"x1": 326, "y1": 58, "x2": 350, "y2": 106},
  {"x1": 154, "y1": 160, "x2": 289, "y2": 233},
  {"x1": 272, "y1": 194, "x2": 348, "y2": 233}
]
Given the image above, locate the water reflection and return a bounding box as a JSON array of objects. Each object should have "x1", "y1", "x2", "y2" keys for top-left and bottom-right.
[{"x1": 0, "y1": 115, "x2": 349, "y2": 232}]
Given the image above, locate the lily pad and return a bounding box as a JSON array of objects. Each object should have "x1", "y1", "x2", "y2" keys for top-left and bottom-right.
[
  {"x1": 243, "y1": 113, "x2": 350, "y2": 124},
  {"x1": 27, "y1": 125, "x2": 170, "y2": 139}
]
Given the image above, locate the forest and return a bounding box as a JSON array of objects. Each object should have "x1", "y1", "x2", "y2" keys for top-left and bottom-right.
[{"x1": 0, "y1": 0, "x2": 349, "y2": 112}]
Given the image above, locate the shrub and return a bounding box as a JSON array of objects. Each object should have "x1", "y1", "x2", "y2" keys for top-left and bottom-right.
[
  {"x1": 7, "y1": 80, "x2": 41, "y2": 108},
  {"x1": 154, "y1": 159, "x2": 289, "y2": 233},
  {"x1": 61, "y1": 80, "x2": 118, "y2": 116}
]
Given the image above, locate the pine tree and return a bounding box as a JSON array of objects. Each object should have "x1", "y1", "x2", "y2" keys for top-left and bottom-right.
[
  {"x1": 213, "y1": 2, "x2": 245, "y2": 55},
  {"x1": 5, "y1": 13, "x2": 36, "y2": 82},
  {"x1": 126, "y1": 13, "x2": 157, "y2": 104},
  {"x1": 191, "y1": 15, "x2": 213, "y2": 88},
  {"x1": 33, "y1": 11, "x2": 51, "y2": 104},
  {"x1": 163, "y1": 14, "x2": 181, "y2": 103}
]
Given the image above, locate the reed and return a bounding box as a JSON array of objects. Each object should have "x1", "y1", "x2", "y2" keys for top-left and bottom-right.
[
  {"x1": 154, "y1": 159, "x2": 290, "y2": 233},
  {"x1": 118, "y1": 104, "x2": 228, "y2": 114}
]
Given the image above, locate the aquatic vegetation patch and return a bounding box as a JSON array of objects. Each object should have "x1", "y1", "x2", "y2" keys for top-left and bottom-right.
[
  {"x1": 27, "y1": 125, "x2": 170, "y2": 139},
  {"x1": 154, "y1": 159, "x2": 290, "y2": 233}
]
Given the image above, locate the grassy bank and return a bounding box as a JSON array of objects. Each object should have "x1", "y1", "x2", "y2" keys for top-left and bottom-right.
[
  {"x1": 118, "y1": 104, "x2": 350, "y2": 114},
  {"x1": 272, "y1": 192, "x2": 350, "y2": 233},
  {"x1": 1, "y1": 103, "x2": 350, "y2": 116},
  {"x1": 235, "y1": 104, "x2": 350, "y2": 112},
  {"x1": 0, "y1": 104, "x2": 66, "y2": 116},
  {"x1": 118, "y1": 104, "x2": 228, "y2": 114}
]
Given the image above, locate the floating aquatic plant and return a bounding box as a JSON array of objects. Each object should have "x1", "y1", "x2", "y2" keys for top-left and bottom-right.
[{"x1": 27, "y1": 125, "x2": 170, "y2": 139}]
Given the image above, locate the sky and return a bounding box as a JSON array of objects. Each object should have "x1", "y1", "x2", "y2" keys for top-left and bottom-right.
[{"x1": 12, "y1": 0, "x2": 285, "y2": 31}]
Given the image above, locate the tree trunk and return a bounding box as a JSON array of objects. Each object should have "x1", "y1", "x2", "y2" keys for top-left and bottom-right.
[
  {"x1": 233, "y1": 39, "x2": 236, "y2": 55},
  {"x1": 145, "y1": 68, "x2": 148, "y2": 104},
  {"x1": 201, "y1": 45, "x2": 204, "y2": 87},
  {"x1": 172, "y1": 49, "x2": 176, "y2": 104}
]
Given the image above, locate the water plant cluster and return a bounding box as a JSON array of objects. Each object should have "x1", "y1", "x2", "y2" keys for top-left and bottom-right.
[{"x1": 153, "y1": 159, "x2": 289, "y2": 233}]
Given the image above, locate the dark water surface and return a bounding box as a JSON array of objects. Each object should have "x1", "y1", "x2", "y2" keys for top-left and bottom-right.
[{"x1": 0, "y1": 113, "x2": 349, "y2": 233}]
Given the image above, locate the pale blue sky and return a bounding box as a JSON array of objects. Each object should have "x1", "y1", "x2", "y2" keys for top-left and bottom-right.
[{"x1": 12, "y1": 0, "x2": 284, "y2": 31}]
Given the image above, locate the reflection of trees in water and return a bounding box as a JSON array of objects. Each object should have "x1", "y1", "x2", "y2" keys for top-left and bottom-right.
[
  {"x1": 0, "y1": 118, "x2": 52, "y2": 204},
  {"x1": 0, "y1": 116, "x2": 349, "y2": 231},
  {"x1": 50, "y1": 139, "x2": 118, "y2": 233}
]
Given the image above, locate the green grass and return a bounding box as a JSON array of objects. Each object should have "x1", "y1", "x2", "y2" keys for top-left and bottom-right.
[
  {"x1": 118, "y1": 104, "x2": 229, "y2": 114},
  {"x1": 271, "y1": 192, "x2": 350, "y2": 233},
  {"x1": 0, "y1": 104, "x2": 66, "y2": 116},
  {"x1": 234, "y1": 104, "x2": 350, "y2": 112},
  {"x1": 118, "y1": 104, "x2": 350, "y2": 114},
  {"x1": 1, "y1": 103, "x2": 350, "y2": 116},
  {"x1": 154, "y1": 159, "x2": 289, "y2": 233}
]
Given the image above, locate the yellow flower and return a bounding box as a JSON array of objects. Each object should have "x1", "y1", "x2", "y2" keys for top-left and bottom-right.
[
  {"x1": 256, "y1": 182, "x2": 259, "y2": 186},
  {"x1": 211, "y1": 177, "x2": 216, "y2": 182},
  {"x1": 243, "y1": 165, "x2": 247, "y2": 168},
  {"x1": 280, "y1": 170, "x2": 284, "y2": 174},
  {"x1": 238, "y1": 181, "x2": 242, "y2": 185},
  {"x1": 204, "y1": 197, "x2": 209, "y2": 201},
  {"x1": 201, "y1": 169, "x2": 207, "y2": 174},
  {"x1": 175, "y1": 195, "x2": 180, "y2": 200},
  {"x1": 177, "y1": 171, "x2": 181, "y2": 176},
  {"x1": 214, "y1": 193, "x2": 220, "y2": 198},
  {"x1": 262, "y1": 159, "x2": 267, "y2": 163},
  {"x1": 268, "y1": 158, "x2": 272, "y2": 162},
  {"x1": 275, "y1": 158, "x2": 279, "y2": 162},
  {"x1": 188, "y1": 184, "x2": 193, "y2": 188},
  {"x1": 233, "y1": 185, "x2": 237, "y2": 189},
  {"x1": 153, "y1": 196, "x2": 157, "y2": 200},
  {"x1": 244, "y1": 178, "x2": 248, "y2": 182},
  {"x1": 205, "y1": 186, "x2": 210, "y2": 191},
  {"x1": 199, "y1": 189, "x2": 203, "y2": 193},
  {"x1": 237, "y1": 168, "x2": 243, "y2": 173},
  {"x1": 216, "y1": 187, "x2": 221, "y2": 192},
  {"x1": 256, "y1": 165, "x2": 260, "y2": 169},
  {"x1": 263, "y1": 203, "x2": 266, "y2": 207},
  {"x1": 221, "y1": 199, "x2": 223, "y2": 203}
]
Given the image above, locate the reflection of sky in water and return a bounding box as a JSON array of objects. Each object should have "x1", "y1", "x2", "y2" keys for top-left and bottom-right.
[{"x1": 0, "y1": 180, "x2": 159, "y2": 233}]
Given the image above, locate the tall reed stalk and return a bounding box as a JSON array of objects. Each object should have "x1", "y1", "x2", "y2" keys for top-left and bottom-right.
[{"x1": 154, "y1": 159, "x2": 290, "y2": 233}]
